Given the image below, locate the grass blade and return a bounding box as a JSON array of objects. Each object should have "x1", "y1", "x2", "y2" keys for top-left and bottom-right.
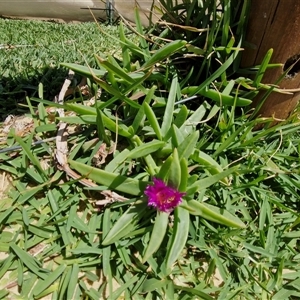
[
  {"x1": 13, "y1": 134, "x2": 47, "y2": 180},
  {"x1": 33, "y1": 264, "x2": 66, "y2": 297},
  {"x1": 10, "y1": 243, "x2": 48, "y2": 280}
]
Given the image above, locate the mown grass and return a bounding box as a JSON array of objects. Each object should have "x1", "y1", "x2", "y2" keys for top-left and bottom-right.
[
  {"x1": 1, "y1": 1, "x2": 300, "y2": 299},
  {"x1": 0, "y1": 19, "x2": 125, "y2": 117}
]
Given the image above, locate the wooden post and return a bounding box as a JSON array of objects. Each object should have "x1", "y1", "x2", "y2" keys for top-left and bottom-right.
[{"x1": 241, "y1": 0, "x2": 300, "y2": 121}]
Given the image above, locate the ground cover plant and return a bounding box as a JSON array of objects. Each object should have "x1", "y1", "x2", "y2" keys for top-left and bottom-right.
[{"x1": 1, "y1": 0, "x2": 300, "y2": 299}]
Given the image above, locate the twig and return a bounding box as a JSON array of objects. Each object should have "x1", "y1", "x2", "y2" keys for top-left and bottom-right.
[
  {"x1": 54, "y1": 71, "x2": 97, "y2": 187},
  {"x1": 55, "y1": 70, "x2": 74, "y2": 167},
  {"x1": 156, "y1": 21, "x2": 208, "y2": 33},
  {"x1": 54, "y1": 70, "x2": 127, "y2": 204}
]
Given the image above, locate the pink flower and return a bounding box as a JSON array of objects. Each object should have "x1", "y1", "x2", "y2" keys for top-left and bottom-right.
[{"x1": 144, "y1": 178, "x2": 185, "y2": 212}]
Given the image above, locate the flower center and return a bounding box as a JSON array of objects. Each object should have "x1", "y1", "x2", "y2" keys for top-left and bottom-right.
[{"x1": 157, "y1": 191, "x2": 175, "y2": 205}]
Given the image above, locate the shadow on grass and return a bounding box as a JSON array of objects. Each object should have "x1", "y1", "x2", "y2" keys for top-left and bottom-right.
[{"x1": 0, "y1": 66, "x2": 80, "y2": 119}]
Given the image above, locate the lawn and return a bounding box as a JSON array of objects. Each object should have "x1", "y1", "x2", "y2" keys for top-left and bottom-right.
[
  {"x1": 0, "y1": 18, "x2": 125, "y2": 117},
  {"x1": 1, "y1": 1, "x2": 300, "y2": 299}
]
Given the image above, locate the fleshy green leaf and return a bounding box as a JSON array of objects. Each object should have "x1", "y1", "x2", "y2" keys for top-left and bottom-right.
[
  {"x1": 158, "y1": 154, "x2": 174, "y2": 181},
  {"x1": 144, "y1": 102, "x2": 162, "y2": 140},
  {"x1": 127, "y1": 140, "x2": 165, "y2": 159},
  {"x1": 187, "y1": 200, "x2": 246, "y2": 228},
  {"x1": 177, "y1": 131, "x2": 199, "y2": 160},
  {"x1": 187, "y1": 166, "x2": 238, "y2": 194},
  {"x1": 180, "y1": 103, "x2": 207, "y2": 138},
  {"x1": 165, "y1": 205, "x2": 189, "y2": 272},
  {"x1": 102, "y1": 202, "x2": 148, "y2": 245},
  {"x1": 60, "y1": 63, "x2": 106, "y2": 78},
  {"x1": 179, "y1": 158, "x2": 188, "y2": 192},
  {"x1": 171, "y1": 125, "x2": 185, "y2": 147},
  {"x1": 142, "y1": 211, "x2": 169, "y2": 263},
  {"x1": 167, "y1": 148, "x2": 181, "y2": 189},
  {"x1": 161, "y1": 75, "x2": 178, "y2": 138},
  {"x1": 191, "y1": 149, "x2": 228, "y2": 184},
  {"x1": 69, "y1": 160, "x2": 147, "y2": 196},
  {"x1": 142, "y1": 40, "x2": 187, "y2": 69},
  {"x1": 181, "y1": 86, "x2": 252, "y2": 107}
]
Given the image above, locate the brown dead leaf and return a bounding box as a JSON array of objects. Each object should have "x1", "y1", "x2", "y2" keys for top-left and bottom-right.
[
  {"x1": 2, "y1": 115, "x2": 34, "y2": 137},
  {"x1": 92, "y1": 142, "x2": 115, "y2": 167}
]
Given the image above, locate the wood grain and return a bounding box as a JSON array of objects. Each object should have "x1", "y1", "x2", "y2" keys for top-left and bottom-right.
[{"x1": 242, "y1": 0, "x2": 300, "y2": 121}]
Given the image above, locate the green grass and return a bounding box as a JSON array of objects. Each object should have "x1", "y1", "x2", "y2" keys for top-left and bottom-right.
[
  {"x1": 0, "y1": 19, "x2": 125, "y2": 117},
  {"x1": 1, "y1": 1, "x2": 300, "y2": 299}
]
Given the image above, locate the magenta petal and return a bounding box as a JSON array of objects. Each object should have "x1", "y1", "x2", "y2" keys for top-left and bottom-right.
[{"x1": 144, "y1": 178, "x2": 185, "y2": 212}]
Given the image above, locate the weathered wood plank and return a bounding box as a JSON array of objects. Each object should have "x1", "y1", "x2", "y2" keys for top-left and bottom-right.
[{"x1": 242, "y1": 0, "x2": 300, "y2": 121}]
